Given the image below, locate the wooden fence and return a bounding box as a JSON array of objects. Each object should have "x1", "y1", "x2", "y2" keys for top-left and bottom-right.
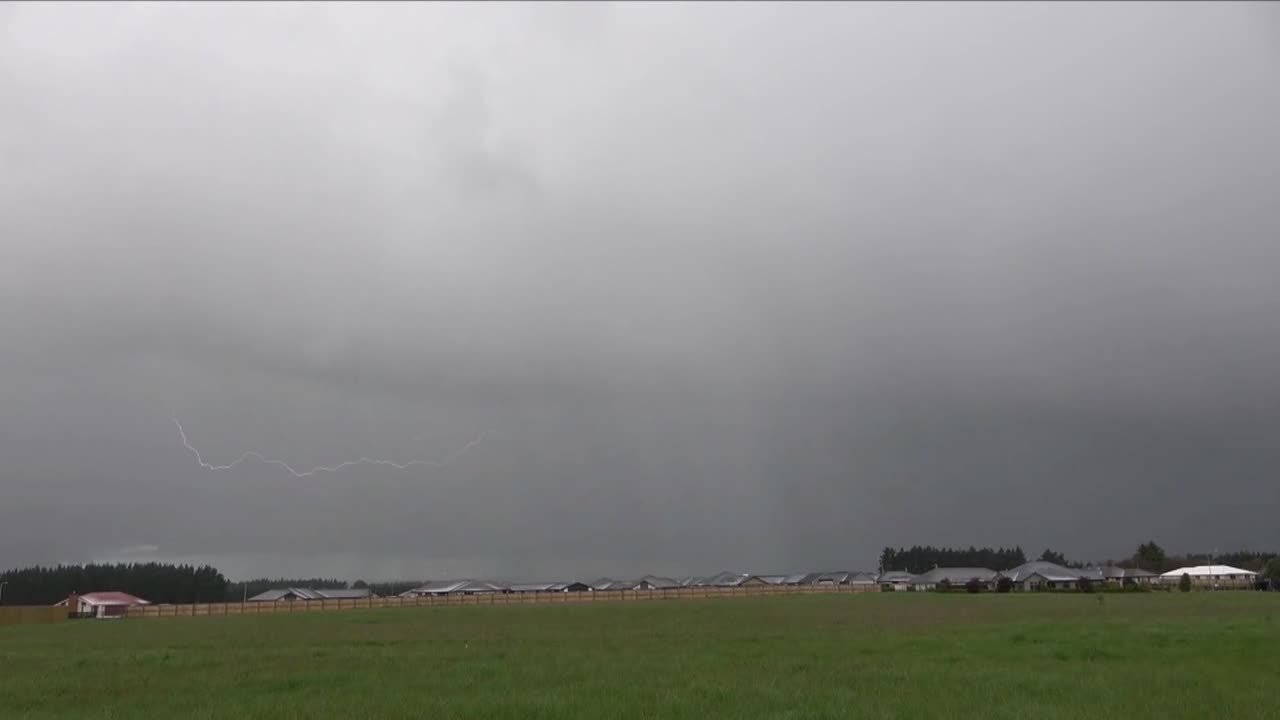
[
  {"x1": 126, "y1": 583, "x2": 877, "y2": 620},
  {"x1": 0, "y1": 606, "x2": 67, "y2": 626}
]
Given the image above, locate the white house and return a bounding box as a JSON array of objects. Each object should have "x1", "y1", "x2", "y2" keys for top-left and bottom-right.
[{"x1": 1160, "y1": 565, "x2": 1257, "y2": 589}]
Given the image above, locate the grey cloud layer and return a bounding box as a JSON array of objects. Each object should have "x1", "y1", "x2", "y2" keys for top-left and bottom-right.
[{"x1": 2, "y1": 3, "x2": 1278, "y2": 579}]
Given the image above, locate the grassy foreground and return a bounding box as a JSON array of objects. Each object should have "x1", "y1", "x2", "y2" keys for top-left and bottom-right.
[{"x1": 2, "y1": 593, "x2": 1277, "y2": 719}]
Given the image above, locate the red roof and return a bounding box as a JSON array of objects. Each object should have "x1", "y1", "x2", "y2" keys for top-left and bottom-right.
[{"x1": 79, "y1": 592, "x2": 150, "y2": 606}]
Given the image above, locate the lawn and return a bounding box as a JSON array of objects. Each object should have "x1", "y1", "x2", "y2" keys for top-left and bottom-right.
[{"x1": 2, "y1": 592, "x2": 1277, "y2": 719}]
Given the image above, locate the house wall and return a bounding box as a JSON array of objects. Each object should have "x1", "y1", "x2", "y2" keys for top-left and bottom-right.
[
  {"x1": 1163, "y1": 575, "x2": 1255, "y2": 589},
  {"x1": 1109, "y1": 575, "x2": 1155, "y2": 585},
  {"x1": 1018, "y1": 574, "x2": 1077, "y2": 591}
]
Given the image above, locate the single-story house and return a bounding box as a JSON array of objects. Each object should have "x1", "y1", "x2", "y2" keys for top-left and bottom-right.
[
  {"x1": 808, "y1": 571, "x2": 879, "y2": 587},
  {"x1": 504, "y1": 582, "x2": 557, "y2": 594},
  {"x1": 1001, "y1": 561, "x2": 1088, "y2": 591},
  {"x1": 757, "y1": 575, "x2": 789, "y2": 585},
  {"x1": 802, "y1": 571, "x2": 842, "y2": 586},
  {"x1": 591, "y1": 576, "x2": 679, "y2": 591},
  {"x1": 1075, "y1": 567, "x2": 1106, "y2": 582},
  {"x1": 848, "y1": 571, "x2": 879, "y2": 587},
  {"x1": 911, "y1": 567, "x2": 1000, "y2": 591},
  {"x1": 508, "y1": 582, "x2": 591, "y2": 593},
  {"x1": 1092, "y1": 566, "x2": 1157, "y2": 585},
  {"x1": 695, "y1": 571, "x2": 770, "y2": 588},
  {"x1": 628, "y1": 575, "x2": 682, "y2": 590},
  {"x1": 549, "y1": 582, "x2": 591, "y2": 593},
  {"x1": 247, "y1": 587, "x2": 374, "y2": 602},
  {"x1": 877, "y1": 571, "x2": 916, "y2": 591},
  {"x1": 57, "y1": 591, "x2": 150, "y2": 619},
  {"x1": 1160, "y1": 565, "x2": 1257, "y2": 589},
  {"x1": 401, "y1": 580, "x2": 507, "y2": 597}
]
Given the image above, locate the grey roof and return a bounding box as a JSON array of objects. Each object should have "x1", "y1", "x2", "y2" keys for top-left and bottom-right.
[
  {"x1": 247, "y1": 587, "x2": 372, "y2": 602},
  {"x1": 696, "y1": 571, "x2": 754, "y2": 587},
  {"x1": 592, "y1": 575, "x2": 682, "y2": 591},
  {"x1": 504, "y1": 581, "x2": 590, "y2": 592},
  {"x1": 913, "y1": 567, "x2": 999, "y2": 585},
  {"x1": 591, "y1": 577, "x2": 649, "y2": 591},
  {"x1": 549, "y1": 582, "x2": 591, "y2": 591},
  {"x1": 1076, "y1": 567, "x2": 1105, "y2": 581},
  {"x1": 247, "y1": 588, "x2": 313, "y2": 602},
  {"x1": 757, "y1": 575, "x2": 788, "y2": 585},
  {"x1": 633, "y1": 575, "x2": 681, "y2": 589},
  {"x1": 508, "y1": 582, "x2": 559, "y2": 593},
  {"x1": 1093, "y1": 566, "x2": 1156, "y2": 579},
  {"x1": 1003, "y1": 561, "x2": 1082, "y2": 583},
  {"x1": 782, "y1": 573, "x2": 810, "y2": 585},
  {"x1": 406, "y1": 580, "x2": 470, "y2": 594},
  {"x1": 803, "y1": 570, "x2": 878, "y2": 585},
  {"x1": 591, "y1": 578, "x2": 653, "y2": 591},
  {"x1": 405, "y1": 579, "x2": 505, "y2": 595},
  {"x1": 877, "y1": 571, "x2": 916, "y2": 583}
]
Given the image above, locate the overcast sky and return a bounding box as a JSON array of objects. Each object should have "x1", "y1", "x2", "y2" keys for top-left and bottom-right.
[{"x1": 2, "y1": 2, "x2": 1278, "y2": 581}]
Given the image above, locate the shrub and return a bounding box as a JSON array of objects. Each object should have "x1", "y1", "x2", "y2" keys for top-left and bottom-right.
[
  {"x1": 996, "y1": 576, "x2": 1013, "y2": 593},
  {"x1": 965, "y1": 578, "x2": 982, "y2": 594},
  {"x1": 937, "y1": 579, "x2": 952, "y2": 594},
  {"x1": 1179, "y1": 573, "x2": 1192, "y2": 592},
  {"x1": 1078, "y1": 577, "x2": 1094, "y2": 594}
]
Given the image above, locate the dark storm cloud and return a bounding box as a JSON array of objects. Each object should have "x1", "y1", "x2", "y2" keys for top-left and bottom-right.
[{"x1": 2, "y1": 3, "x2": 1278, "y2": 580}]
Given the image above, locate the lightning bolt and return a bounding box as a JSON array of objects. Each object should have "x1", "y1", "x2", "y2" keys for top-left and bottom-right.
[{"x1": 173, "y1": 414, "x2": 486, "y2": 477}]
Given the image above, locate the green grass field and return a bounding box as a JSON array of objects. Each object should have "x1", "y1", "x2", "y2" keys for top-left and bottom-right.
[{"x1": 2, "y1": 593, "x2": 1278, "y2": 719}]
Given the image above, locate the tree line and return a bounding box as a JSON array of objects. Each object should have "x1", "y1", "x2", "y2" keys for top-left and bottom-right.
[
  {"x1": 224, "y1": 578, "x2": 423, "y2": 601},
  {"x1": 0, "y1": 563, "x2": 228, "y2": 605},
  {"x1": 879, "y1": 546, "x2": 1028, "y2": 574},
  {"x1": 0, "y1": 564, "x2": 428, "y2": 605}
]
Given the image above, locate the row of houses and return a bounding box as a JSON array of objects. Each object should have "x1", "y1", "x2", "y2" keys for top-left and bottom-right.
[
  {"x1": 51, "y1": 562, "x2": 1268, "y2": 618},
  {"x1": 878, "y1": 561, "x2": 1261, "y2": 592},
  {"x1": 395, "y1": 570, "x2": 883, "y2": 597},
  {"x1": 392, "y1": 563, "x2": 1265, "y2": 599},
  {"x1": 248, "y1": 563, "x2": 1264, "y2": 603}
]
